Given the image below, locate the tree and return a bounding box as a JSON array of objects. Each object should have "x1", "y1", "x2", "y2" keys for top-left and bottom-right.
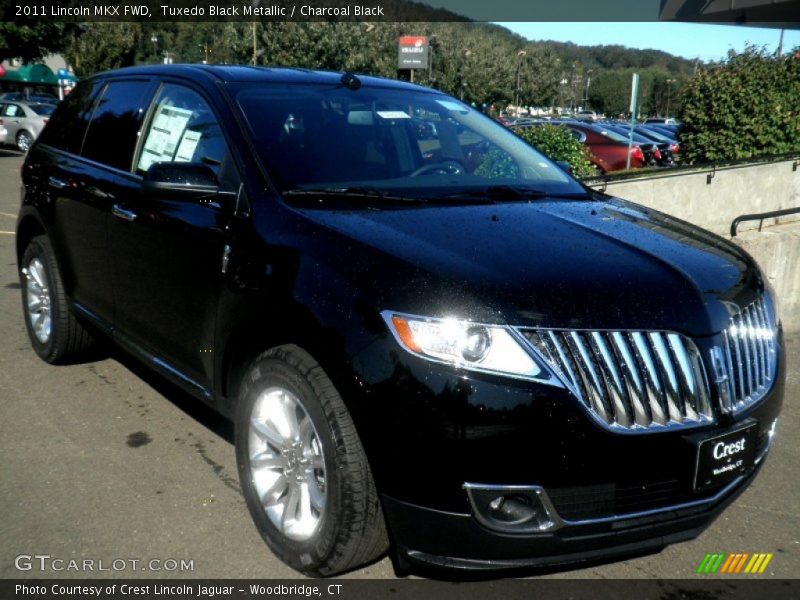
[
  {"x1": 64, "y1": 24, "x2": 139, "y2": 77},
  {"x1": 0, "y1": 21, "x2": 72, "y2": 63},
  {"x1": 587, "y1": 71, "x2": 629, "y2": 117}
]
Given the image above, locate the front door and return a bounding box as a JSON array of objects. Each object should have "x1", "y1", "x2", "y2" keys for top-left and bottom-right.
[{"x1": 109, "y1": 83, "x2": 240, "y2": 391}]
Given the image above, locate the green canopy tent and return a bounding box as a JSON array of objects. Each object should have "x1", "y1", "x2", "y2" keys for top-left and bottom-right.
[
  {"x1": 0, "y1": 64, "x2": 77, "y2": 98},
  {"x1": 1, "y1": 64, "x2": 58, "y2": 85}
]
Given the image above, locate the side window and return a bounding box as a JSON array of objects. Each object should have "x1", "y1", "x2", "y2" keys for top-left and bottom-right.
[
  {"x1": 82, "y1": 80, "x2": 153, "y2": 171},
  {"x1": 136, "y1": 84, "x2": 236, "y2": 190},
  {"x1": 37, "y1": 81, "x2": 101, "y2": 155},
  {"x1": 3, "y1": 104, "x2": 22, "y2": 117}
]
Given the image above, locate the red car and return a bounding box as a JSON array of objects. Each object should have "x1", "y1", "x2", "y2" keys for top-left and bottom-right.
[{"x1": 566, "y1": 122, "x2": 645, "y2": 173}]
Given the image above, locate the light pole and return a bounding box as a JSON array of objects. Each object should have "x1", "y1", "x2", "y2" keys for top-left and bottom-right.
[
  {"x1": 251, "y1": 1, "x2": 260, "y2": 65},
  {"x1": 460, "y1": 49, "x2": 471, "y2": 101},
  {"x1": 428, "y1": 35, "x2": 438, "y2": 88},
  {"x1": 199, "y1": 41, "x2": 210, "y2": 64},
  {"x1": 665, "y1": 78, "x2": 676, "y2": 117},
  {"x1": 569, "y1": 62, "x2": 577, "y2": 112},
  {"x1": 150, "y1": 34, "x2": 158, "y2": 64},
  {"x1": 583, "y1": 69, "x2": 593, "y2": 111},
  {"x1": 514, "y1": 50, "x2": 526, "y2": 113}
]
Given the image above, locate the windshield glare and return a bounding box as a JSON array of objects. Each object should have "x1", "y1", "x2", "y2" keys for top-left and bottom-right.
[{"x1": 233, "y1": 83, "x2": 584, "y2": 199}]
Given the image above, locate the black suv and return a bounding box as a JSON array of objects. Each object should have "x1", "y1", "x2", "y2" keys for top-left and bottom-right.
[{"x1": 17, "y1": 65, "x2": 784, "y2": 576}]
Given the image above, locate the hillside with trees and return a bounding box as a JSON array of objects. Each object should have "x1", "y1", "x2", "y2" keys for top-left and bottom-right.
[{"x1": 4, "y1": 17, "x2": 700, "y2": 116}]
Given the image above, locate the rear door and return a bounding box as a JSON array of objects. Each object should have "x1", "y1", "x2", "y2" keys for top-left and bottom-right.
[
  {"x1": 2, "y1": 103, "x2": 23, "y2": 142},
  {"x1": 108, "y1": 82, "x2": 239, "y2": 392},
  {"x1": 59, "y1": 79, "x2": 156, "y2": 325}
]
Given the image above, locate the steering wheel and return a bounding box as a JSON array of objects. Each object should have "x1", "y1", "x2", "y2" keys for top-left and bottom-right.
[{"x1": 410, "y1": 160, "x2": 466, "y2": 177}]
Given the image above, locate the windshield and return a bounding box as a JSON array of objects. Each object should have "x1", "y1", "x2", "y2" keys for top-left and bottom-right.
[{"x1": 233, "y1": 82, "x2": 585, "y2": 200}]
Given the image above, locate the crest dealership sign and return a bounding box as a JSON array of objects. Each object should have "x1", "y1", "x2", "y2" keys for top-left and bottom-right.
[{"x1": 398, "y1": 36, "x2": 428, "y2": 69}]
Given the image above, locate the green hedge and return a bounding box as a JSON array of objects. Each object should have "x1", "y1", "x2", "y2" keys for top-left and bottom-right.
[
  {"x1": 515, "y1": 124, "x2": 596, "y2": 179},
  {"x1": 679, "y1": 47, "x2": 800, "y2": 163}
]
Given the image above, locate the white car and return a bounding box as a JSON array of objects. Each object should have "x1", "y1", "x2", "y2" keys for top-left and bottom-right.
[
  {"x1": 0, "y1": 125, "x2": 7, "y2": 146},
  {"x1": 575, "y1": 110, "x2": 598, "y2": 122},
  {"x1": 0, "y1": 101, "x2": 56, "y2": 152}
]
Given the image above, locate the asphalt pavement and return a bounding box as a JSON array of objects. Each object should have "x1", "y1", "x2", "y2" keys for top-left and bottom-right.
[{"x1": 0, "y1": 150, "x2": 797, "y2": 580}]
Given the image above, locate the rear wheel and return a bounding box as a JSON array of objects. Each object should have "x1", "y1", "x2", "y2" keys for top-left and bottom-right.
[
  {"x1": 235, "y1": 345, "x2": 388, "y2": 576},
  {"x1": 16, "y1": 130, "x2": 33, "y2": 152},
  {"x1": 20, "y1": 235, "x2": 94, "y2": 363}
]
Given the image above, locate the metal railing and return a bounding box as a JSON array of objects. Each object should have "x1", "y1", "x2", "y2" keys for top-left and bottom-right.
[{"x1": 730, "y1": 207, "x2": 800, "y2": 237}]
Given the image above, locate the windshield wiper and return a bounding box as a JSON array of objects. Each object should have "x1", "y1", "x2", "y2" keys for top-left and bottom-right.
[
  {"x1": 437, "y1": 185, "x2": 589, "y2": 202},
  {"x1": 282, "y1": 186, "x2": 426, "y2": 204}
]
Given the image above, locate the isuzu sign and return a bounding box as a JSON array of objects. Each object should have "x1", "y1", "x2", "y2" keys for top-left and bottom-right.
[{"x1": 398, "y1": 36, "x2": 428, "y2": 69}]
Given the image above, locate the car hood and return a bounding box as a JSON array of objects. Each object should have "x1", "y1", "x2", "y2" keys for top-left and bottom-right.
[{"x1": 291, "y1": 196, "x2": 762, "y2": 337}]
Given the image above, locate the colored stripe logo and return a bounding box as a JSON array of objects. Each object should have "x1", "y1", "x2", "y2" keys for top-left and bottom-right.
[{"x1": 696, "y1": 553, "x2": 773, "y2": 574}]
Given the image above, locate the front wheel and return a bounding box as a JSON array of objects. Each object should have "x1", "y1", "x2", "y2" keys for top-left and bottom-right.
[{"x1": 235, "y1": 345, "x2": 388, "y2": 576}]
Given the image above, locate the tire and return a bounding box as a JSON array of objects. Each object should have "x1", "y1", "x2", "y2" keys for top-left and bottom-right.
[
  {"x1": 16, "y1": 130, "x2": 33, "y2": 153},
  {"x1": 20, "y1": 235, "x2": 94, "y2": 363},
  {"x1": 235, "y1": 345, "x2": 388, "y2": 576}
]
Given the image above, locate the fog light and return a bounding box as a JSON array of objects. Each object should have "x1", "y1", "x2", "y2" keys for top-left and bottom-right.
[{"x1": 464, "y1": 484, "x2": 562, "y2": 533}]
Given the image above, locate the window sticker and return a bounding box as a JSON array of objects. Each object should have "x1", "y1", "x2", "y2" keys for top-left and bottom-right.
[
  {"x1": 175, "y1": 129, "x2": 201, "y2": 163},
  {"x1": 376, "y1": 110, "x2": 410, "y2": 119},
  {"x1": 138, "y1": 104, "x2": 194, "y2": 171}
]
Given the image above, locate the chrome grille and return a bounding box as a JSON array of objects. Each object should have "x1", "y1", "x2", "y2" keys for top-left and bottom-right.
[
  {"x1": 521, "y1": 329, "x2": 713, "y2": 432},
  {"x1": 715, "y1": 296, "x2": 778, "y2": 414}
]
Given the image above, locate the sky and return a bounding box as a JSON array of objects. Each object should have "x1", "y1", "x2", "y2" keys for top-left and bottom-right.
[{"x1": 495, "y1": 22, "x2": 800, "y2": 62}]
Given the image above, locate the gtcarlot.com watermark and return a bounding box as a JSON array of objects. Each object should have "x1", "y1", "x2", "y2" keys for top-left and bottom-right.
[{"x1": 14, "y1": 554, "x2": 195, "y2": 573}]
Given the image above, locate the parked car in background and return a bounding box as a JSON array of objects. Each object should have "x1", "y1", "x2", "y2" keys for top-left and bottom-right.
[
  {"x1": 0, "y1": 124, "x2": 7, "y2": 146},
  {"x1": 0, "y1": 92, "x2": 59, "y2": 105},
  {"x1": 0, "y1": 101, "x2": 55, "y2": 152},
  {"x1": 574, "y1": 110, "x2": 598, "y2": 122},
  {"x1": 634, "y1": 125, "x2": 681, "y2": 159},
  {"x1": 565, "y1": 121, "x2": 645, "y2": 173},
  {"x1": 645, "y1": 123, "x2": 681, "y2": 138},
  {"x1": 644, "y1": 117, "x2": 678, "y2": 125},
  {"x1": 603, "y1": 124, "x2": 674, "y2": 167}
]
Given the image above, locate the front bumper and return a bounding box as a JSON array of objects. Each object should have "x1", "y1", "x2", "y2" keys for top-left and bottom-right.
[
  {"x1": 385, "y1": 460, "x2": 766, "y2": 571},
  {"x1": 352, "y1": 329, "x2": 784, "y2": 572}
]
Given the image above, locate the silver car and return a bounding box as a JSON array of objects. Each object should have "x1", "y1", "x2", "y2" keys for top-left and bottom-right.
[{"x1": 0, "y1": 101, "x2": 56, "y2": 152}]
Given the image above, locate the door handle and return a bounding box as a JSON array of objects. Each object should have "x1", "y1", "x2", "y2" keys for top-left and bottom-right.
[
  {"x1": 86, "y1": 185, "x2": 114, "y2": 200},
  {"x1": 48, "y1": 176, "x2": 68, "y2": 190},
  {"x1": 111, "y1": 204, "x2": 137, "y2": 222}
]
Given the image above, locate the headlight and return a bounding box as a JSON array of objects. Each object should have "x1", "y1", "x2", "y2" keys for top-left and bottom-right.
[{"x1": 381, "y1": 311, "x2": 553, "y2": 381}]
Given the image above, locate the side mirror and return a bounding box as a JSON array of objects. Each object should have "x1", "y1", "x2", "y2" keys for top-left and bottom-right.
[
  {"x1": 142, "y1": 162, "x2": 220, "y2": 199},
  {"x1": 556, "y1": 160, "x2": 573, "y2": 174}
]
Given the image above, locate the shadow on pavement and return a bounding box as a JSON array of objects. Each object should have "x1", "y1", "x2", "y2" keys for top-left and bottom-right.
[{"x1": 0, "y1": 149, "x2": 24, "y2": 159}]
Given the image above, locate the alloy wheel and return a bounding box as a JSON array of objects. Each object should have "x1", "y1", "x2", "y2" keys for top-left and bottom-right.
[
  {"x1": 17, "y1": 131, "x2": 33, "y2": 152},
  {"x1": 23, "y1": 258, "x2": 52, "y2": 344},
  {"x1": 248, "y1": 387, "x2": 326, "y2": 541}
]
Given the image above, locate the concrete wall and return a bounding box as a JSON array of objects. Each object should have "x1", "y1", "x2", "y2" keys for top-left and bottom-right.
[
  {"x1": 595, "y1": 159, "x2": 800, "y2": 237},
  {"x1": 587, "y1": 158, "x2": 800, "y2": 331},
  {"x1": 732, "y1": 223, "x2": 800, "y2": 332}
]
